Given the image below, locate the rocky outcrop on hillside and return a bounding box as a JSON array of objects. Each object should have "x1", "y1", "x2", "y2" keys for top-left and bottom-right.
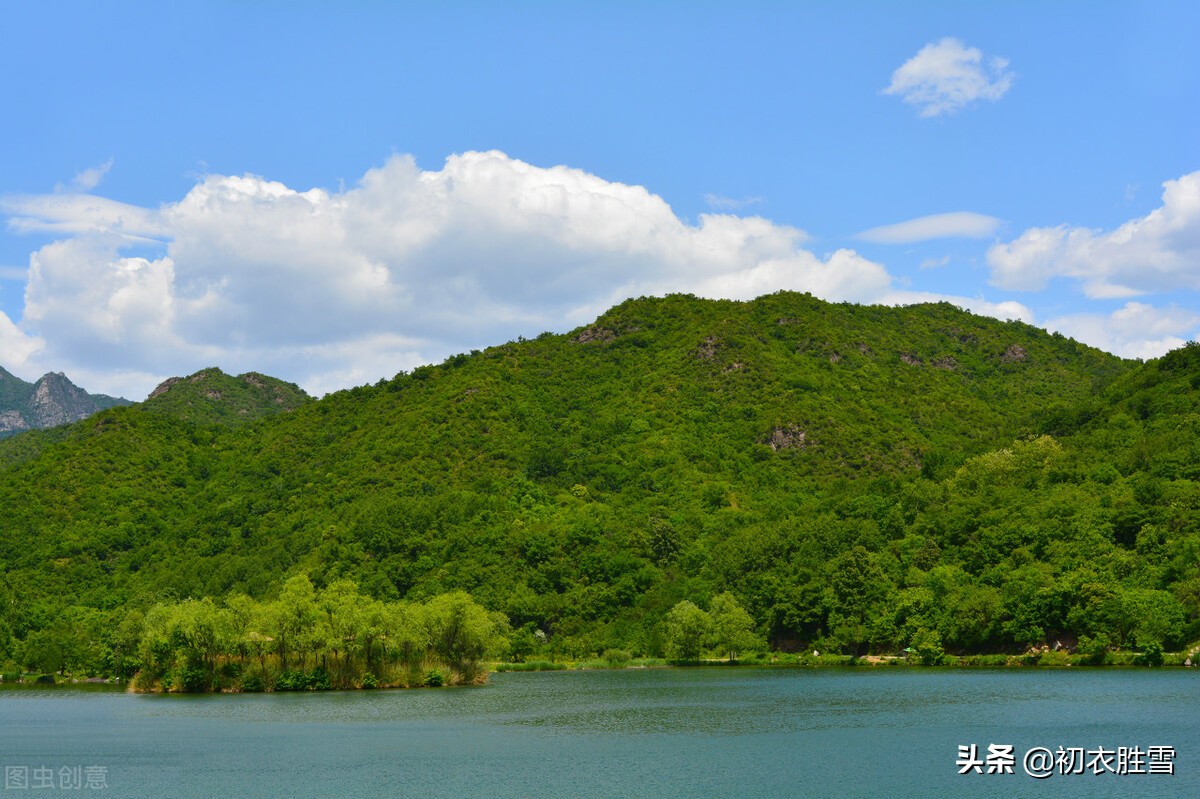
[{"x1": 141, "y1": 367, "x2": 312, "y2": 425}]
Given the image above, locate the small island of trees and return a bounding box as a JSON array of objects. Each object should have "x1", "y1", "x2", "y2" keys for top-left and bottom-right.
[{"x1": 127, "y1": 577, "x2": 505, "y2": 692}]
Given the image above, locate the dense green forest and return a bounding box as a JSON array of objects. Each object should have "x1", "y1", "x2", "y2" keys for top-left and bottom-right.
[{"x1": 1, "y1": 292, "x2": 1198, "y2": 687}]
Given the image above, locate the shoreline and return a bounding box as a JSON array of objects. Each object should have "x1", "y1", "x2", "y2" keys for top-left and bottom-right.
[{"x1": 6, "y1": 648, "x2": 1197, "y2": 694}]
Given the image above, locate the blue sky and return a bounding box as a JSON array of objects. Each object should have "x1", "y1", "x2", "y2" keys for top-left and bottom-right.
[{"x1": 2, "y1": 1, "x2": 1198, "y2": 398}]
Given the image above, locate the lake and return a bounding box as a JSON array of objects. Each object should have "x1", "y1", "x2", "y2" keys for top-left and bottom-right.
[{"x1": 2, "y1": 667, "x2": 1196, "y2": 798}]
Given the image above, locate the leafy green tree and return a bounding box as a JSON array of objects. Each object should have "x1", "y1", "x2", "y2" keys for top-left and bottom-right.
[
  {"x1": 172, "y1": 598, "x2": 230, "y2": 689},
  {"x1": 999, "y1": 565, "x2": 1056, "y2": 647},
  {"x1": 1127, "y1": 589, "x2": 1186, "y2": 650},
  {"x1": 110, "y1": 610, "x2": 145, "y2": 680},
  {"x1": 909, "y1": 628, "x2": 945, "y2": 666},
  {"x1": 388, "y1": 601, "x2": 426, "y2": 671},
  {"x1": 273, "y1": 574, "x2": 317, "y2": 671},
  {"x1": 357, "y1": 597, "x2": 390, "y2": 673},
  {"x1": 1077, "y1": 634, "x2": 1111, "y2": 665},
  {"x1": 827, "y1": 546, "x2": 893, "y2": 654},
  {"x1": 19, "y1": 627, "x2": 66, "y2": 674},
  {"x1": 708, "y1": 593, "x2": 759, "y2": 662},
  {"x1": 223, "y1": 593, "x2": 259, "y2": 666},
  {"x1": 647, "y1": 517, "x2": 680, "y2": 565},
  {"x1": 664, "y1": 600, "x2": 710, "y2": 661},
  {"x1": 1136, "y1": 641, "x2": 1165, "y2": 667},
  {"x1": 422, "y1": 592, "x2": 499, "y2": 680},
  {"x1": 317, "y1": 580, "x2": 364, "y2": 676}
]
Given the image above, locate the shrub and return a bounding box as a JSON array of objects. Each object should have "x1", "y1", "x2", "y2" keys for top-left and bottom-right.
[
  {"x1": 602, "y1": 649, "x2": 632, "y2": 668},
  {"x1": 1037, "y1": 649, "x2": 1070, "y2": 667},
  {"x1": 1077, "y1": 635, "x2": 1111, "y2": 666},
  {"x1": 1135, "y1": 641, "x2": 1165, "y2": 667},
  {"x1": 910, "y1": 628, "x2": 945, "y2": 666},
  {"x1": 306, "y1": 666, "x2": 331, "y2": 691},
  {"x1": 274, "y1": 670, "x2": 306, "y2": 691},
  {"x1": 178, "y1": 665, "x2": 209, "y2": 693}
]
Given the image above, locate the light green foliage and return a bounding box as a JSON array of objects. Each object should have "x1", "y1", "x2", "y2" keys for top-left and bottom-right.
[
  {"x1": 951, "y1": 435, "x2": 1064, "y2": 492},
  {"x1": 423, "y1": 591, "x2": 503, "y2": 681},
  {"x1": 602, "y1": 648, "x2": 632, "y2": 668},
  {"x1": 708, "y1": 593, "x2": 760, "y2": 661},
  {"x1": 1136, "y1": 641, "x2": 1165, "y2": 667},
  {"x1": 125, "y1": 584, "x2": 497, "y2": 691},
  {"x1": 274, "y1": 574, "x2": 317, "y2": 671},
  {"x1": 665, "y1": 601, "x2": 711, "y2": 661}
]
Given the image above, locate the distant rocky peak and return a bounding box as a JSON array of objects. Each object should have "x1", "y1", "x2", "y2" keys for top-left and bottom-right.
[
  {"x1": 0, "y1": 366, "x2": 130, "y2": 436},
  {"x1": 29, "y1": 372, "x2": 98, "y2": 427}
]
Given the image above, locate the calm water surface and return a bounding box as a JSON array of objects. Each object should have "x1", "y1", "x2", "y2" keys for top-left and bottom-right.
[{"x1": 2, "y1": 667, "x2": 1196, "y2": 798}]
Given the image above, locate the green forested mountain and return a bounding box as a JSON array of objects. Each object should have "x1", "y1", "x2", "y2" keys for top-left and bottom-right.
[{"x1": 1, "y1": 292, "x2": 1197, "y2": 681}]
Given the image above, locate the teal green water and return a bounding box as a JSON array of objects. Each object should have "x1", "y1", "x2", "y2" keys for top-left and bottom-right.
[{"x1": 2, "y1": 668, "x2": 1196, "y2": 798}]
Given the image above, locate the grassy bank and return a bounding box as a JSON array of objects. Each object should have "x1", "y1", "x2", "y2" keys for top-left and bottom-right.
[{"x1": 490, "y1": 645, "x2": 1200, "y2": 672}]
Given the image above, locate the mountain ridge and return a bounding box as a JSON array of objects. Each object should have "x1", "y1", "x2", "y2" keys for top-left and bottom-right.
[{"x1": 2, "y1": 292, "x2": 1197, "y2": 674}]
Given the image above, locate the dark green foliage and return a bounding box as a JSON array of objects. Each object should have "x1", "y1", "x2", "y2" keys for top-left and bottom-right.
[
  {"x1": 0, "y1": 292, "x2": 1197, "y2": 675},
  {"x1": 909, "y1": 628, "x2": 946, "y2": 666},
  {"x1": 1135, "y1": 641, "x2": 1165, "y2": 667},
  {"x1": 1077, "y1": 635, "x2": 1112, "y2": 666}
]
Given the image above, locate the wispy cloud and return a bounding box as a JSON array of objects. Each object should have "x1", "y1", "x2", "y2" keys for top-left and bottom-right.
[
  {"x1": 884, "y1": 38, "x2": 1014, "y2": 117},
  {"x1": 857, "y1": 211, "x2": 1002, "y2": 244},
  {"x1": 66, "y1": 158, "x2": 115, "y2": 192},
  {"x1": 703, "y1": 193, "x2": 764, "y2": 211},
  {"x1": 1, "y1": 193, "x2": 167, "y2": 240},
  {"x1": 0, "y1": 265, "x2": 29, "y2": 281}
]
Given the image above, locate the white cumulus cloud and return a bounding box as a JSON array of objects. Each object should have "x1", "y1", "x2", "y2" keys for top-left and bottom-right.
[
  {"x1": 884, "y1": 38, "x2": 1014, "y2": 117},
  {"x1": 1044, "y1": 302, "x2": 1200, "y2": 360},
  {"x1": 4, "y1": 150, "x2": 1037, "y2": 399},
  {"x1": 986, "y1": 170, "x2": 1200, "y2": 297},
  {"x1": 857, "y1": 211, "x2": 1002, "y2": 244},
  {"x1": 0, "y1": 309, "x2": 43, "y2": 370}
]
